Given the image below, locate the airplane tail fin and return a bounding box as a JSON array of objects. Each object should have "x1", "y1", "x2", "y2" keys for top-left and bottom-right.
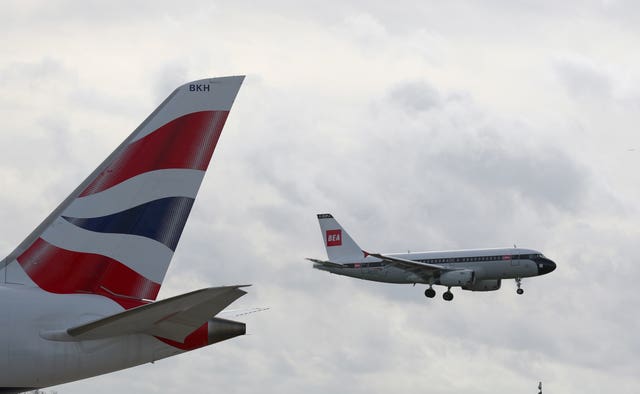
[
  {"x1": 2, "y1": 76, "x2": 244, "y2": 308},
  {"x1": 316, "y1": 213, "x2": 364, "y2": 262}
]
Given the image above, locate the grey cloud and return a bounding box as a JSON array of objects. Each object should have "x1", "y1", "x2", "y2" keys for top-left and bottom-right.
[
  {"x1": 555, "y1": 59, "x2": 613, "y2": 101},
  {"x1": 0, "y1": 57, "x2": 70, "y2": 85},
  {"x1": 388, "y1": 81, "x2": 442, "y2": 113},
  {"x1": 152, "y1": 63, "x2": 190, "y2": 102},
  {"x1": 67, "y1": 87, "x2": 143, "y2": 118},
  {"x1": 432, "y1": 140, "x2": 588, "y2": 213},
  {"x1": 0, "y1": 1, "x2": 192, "y2": 29},
  {"x1": 340, "y1": 81, "x2": 595, "y2": 251}
]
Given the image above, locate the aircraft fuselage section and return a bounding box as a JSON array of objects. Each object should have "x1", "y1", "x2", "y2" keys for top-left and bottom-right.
[
  {"x1": 0, "y1": 285, "x2": 184, "y2": 389},
  {"x1": 314, "y1": 248, "x2": 549, "y2": 285}
]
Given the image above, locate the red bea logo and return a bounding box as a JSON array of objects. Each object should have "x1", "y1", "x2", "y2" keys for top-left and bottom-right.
[{"x1": 326, "y1": 229, "x2": 342, "y2": 247}]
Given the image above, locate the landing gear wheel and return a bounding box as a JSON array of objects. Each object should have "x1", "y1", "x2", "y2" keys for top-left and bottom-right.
[
  {"x1": 515, "y1": 277, "x2": 524, "y2": 295},
  {"x1": 424, "y1": 287, "x2": 436, "y2": 298},
  {"x1": 443, "y1": 289, "x2": 454, "y2": 301}
]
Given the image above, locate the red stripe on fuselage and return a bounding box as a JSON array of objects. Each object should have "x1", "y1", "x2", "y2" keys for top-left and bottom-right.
[
  {"x1": 17, "y1": 238, "x2": 159, "y2": 308},
  {"x1": 80, "y1": 110, "x2": 229, "y2": 197}
]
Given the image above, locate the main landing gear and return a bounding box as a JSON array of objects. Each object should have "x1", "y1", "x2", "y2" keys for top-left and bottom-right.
[
  {"x1": 516, "y1": 277, "x2": 524, "y2": 295},
  {"x1": 424, "y1": 286, "x2": 454, "y2": 301},
  {"x1": 424, "y1": 286, "x2": 436, "y2": 298},
  {"x1": 443, "y1": 287, "x2": 454, "y2": 301}
]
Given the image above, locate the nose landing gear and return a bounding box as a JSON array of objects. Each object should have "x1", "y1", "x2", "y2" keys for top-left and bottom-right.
[{"x1": 516, "y1": 278, "x2": 524, "y2": 295}]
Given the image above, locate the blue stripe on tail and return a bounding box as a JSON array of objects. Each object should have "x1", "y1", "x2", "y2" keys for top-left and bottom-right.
[{"x1": 63, "y1": 197, "x2": 195, "y2": 251}]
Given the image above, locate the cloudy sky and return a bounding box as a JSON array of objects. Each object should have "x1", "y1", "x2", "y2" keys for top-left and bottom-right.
[{"x1": 2, "y1": 1, "x2": 640, "y2": 393}]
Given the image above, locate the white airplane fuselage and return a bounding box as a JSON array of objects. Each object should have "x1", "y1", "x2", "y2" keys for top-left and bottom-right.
[{"x1": 314, "y1": 248, "x2": 548, "y2": 285}]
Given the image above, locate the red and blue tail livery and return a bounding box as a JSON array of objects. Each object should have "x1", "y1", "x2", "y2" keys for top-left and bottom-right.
[{"x1": 0, "y1": 76, "x2": 251, "y2": 392}]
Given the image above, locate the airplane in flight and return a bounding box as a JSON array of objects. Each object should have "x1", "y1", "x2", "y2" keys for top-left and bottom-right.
[
  {"x1": 308, "y1": 214, "x2": 556, "y2": 301},
  {"x1": 0, "y1": 76, "x2": 248, "y2": 393}
]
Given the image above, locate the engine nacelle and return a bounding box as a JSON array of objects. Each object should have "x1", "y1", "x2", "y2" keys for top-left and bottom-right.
[
  {"x1": 438, "y1": 270, "x2": 475, "y2": 286},
  {"x1": 463, "y1": 279, "x2": 501, "y2": 292}
]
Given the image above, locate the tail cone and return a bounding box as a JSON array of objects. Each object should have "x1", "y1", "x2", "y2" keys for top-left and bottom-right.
[{"x1": 207, "y1": 317, "x2": 246, "y2": 344}]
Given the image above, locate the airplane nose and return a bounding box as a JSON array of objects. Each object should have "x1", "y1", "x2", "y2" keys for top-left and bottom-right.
[{"x1": 536, "y1": 258, "x2": 556, "y2": 275}]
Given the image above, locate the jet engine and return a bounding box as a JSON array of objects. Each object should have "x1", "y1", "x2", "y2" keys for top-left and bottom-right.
[
  {"x1": 462, "y1": 279, "x2": 501, "y2": 292},
  {"x1": 438, "y1": 270, "x2": 475, "y2": 286}
]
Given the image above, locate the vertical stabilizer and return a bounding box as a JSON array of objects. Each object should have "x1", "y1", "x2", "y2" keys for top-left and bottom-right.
[
  {"x1": 1, "y1": 76, "x2": 244, "y2": 308},
  {"x1": 317, "y1": 213, "x2": 364, "y2": 262}
]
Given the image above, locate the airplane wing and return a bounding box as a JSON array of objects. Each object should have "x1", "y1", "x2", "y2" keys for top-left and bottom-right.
[
  {"x1": 59, "y1": 286, "x2": 248, "y2": 343},
  {"x1": 305, "y1": 257, "x2": 345, "y2": 269},
  {"x1": 364, "y1": 251, "x2": 447, "y2": 272}
]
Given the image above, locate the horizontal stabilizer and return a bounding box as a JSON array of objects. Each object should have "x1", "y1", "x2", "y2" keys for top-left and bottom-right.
[
  {"x1": 61, "y1": 286, "x2": 248, "y2": 342},
  {"x1": 305, "y1": 258, "x2": 345, "y2": 269}
]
